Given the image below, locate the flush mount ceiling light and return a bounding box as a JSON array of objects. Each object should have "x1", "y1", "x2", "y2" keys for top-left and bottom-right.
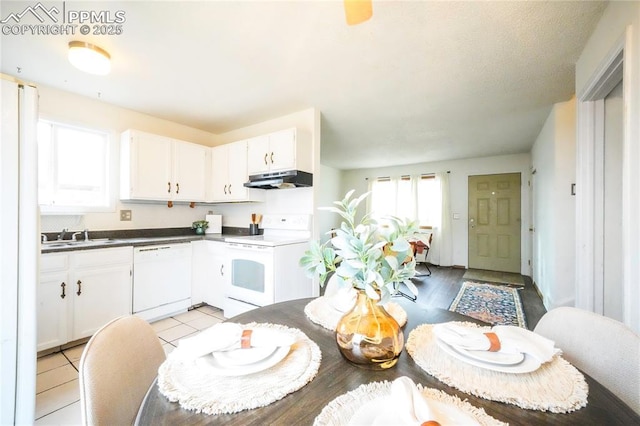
[{"x1": 68, "y1": 41, "x2": 111, "y2": 75}]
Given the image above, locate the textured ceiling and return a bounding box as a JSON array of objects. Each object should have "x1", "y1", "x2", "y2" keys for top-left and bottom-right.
[{"x1": 0, "y1": 1, "x2": 607, "y2": 169}]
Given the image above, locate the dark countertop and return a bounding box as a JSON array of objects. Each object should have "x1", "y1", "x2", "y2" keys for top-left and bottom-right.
[{"x1": 40, "y1": 227, "x2": 253, "y2": 253}]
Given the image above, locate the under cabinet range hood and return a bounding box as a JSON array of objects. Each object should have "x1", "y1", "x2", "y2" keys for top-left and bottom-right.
[{"x1": 244, "y1": 170, "x2": 313, "y2": 189}]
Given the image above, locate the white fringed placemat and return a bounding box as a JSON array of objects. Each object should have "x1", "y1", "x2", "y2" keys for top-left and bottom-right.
[
  {"x1": 157, "y1": 323, "x2": 321, "y2": 415},
  {"x1": 313, "y1": 380, "x2": 507, "y2": 426},
  {"x1": 304, "y1": 297, "x2": 407, "y2": 331},
  {"x1": 406, "y1": 322, "x2": 588, "y2": 413}
]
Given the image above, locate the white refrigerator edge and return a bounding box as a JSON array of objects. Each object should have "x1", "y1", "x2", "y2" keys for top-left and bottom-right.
[{"x1": 1, "y1": 74, "x2": 38, "y2": 425}]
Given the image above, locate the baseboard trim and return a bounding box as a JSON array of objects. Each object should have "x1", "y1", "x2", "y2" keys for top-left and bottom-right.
[
  {"x1": 532, "y1": 280, "x2": 544, "y2": 303},
  {"x1": 452, "y1": 265, "x2": 466, "y2": 269}
]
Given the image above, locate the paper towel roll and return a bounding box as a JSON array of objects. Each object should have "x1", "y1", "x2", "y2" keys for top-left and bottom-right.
[{"x1": 205, "y1": 214, "x2": 222, "y2": 234}]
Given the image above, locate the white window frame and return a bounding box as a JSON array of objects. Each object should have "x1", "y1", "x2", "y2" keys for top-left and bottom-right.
[
  {"x1": 38, "y1": 118, "x2": 116, "y2": 214},
  {"x1": 416, "y1": 174, "x2": 439, "y2": 229},
  {"x1": 368, "y1": 174, "x2": 439, "y2": 229}
]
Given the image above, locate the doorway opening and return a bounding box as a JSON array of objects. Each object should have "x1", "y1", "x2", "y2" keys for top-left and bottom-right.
[{"x1": 576, "y1": 34, "x2": 627, "y2": 323}]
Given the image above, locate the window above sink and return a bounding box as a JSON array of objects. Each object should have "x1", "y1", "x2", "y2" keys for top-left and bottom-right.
[{"x1": 38, "y1": 119, "x2": 116, "y2": 214}]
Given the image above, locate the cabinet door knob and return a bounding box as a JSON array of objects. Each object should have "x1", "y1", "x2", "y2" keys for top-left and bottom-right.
[
  {"x1": 270, "y1": 152, "x2": 274, "y2": 164},
  {"x1": 176, "y1": 182, "x2": 180, "y2": 194},
  {"x1": 264, "y1": 153, "x2": 268, "y2": 165},
  {"x1": 223, "y1": 184, "x2": 227, "y2": 195},
  {"x1": 76, "y1": 280, "x2": 82, "y2": 296},
  {"x1": 60, "y1": 282, "x2": 66, "y2": 299},
  {"x1": 220, "y1": 264, "x2": 224, "y2": 276},
  {"x1": 167, "y1": 182, "x2": 171, "y2": 193},
  {"x1": 228, "y1": 184, "x2": 231, "y2": 194}
]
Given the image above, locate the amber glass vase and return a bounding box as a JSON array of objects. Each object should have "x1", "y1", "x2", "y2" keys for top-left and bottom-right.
[{"x1": 335, "y1": 290, "x2": 404, "y2": 370}]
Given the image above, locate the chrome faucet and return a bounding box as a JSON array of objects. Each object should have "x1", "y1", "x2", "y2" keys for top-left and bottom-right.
[
  {"x1": 41, "y1": 233, "x2": 48, "y2": 243},
  {"x1": 71, "y1": 231, "x2": 83, "y2": 241},
  {"x1": 84, "y1": 229, "x2": 90, "y2": 242},
  {"x1": 58, "y1": 228, "x2": 68, "y2": 241}
]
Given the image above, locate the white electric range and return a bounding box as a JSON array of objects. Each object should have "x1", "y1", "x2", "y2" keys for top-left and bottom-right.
[{"x1": 223, "y1": 214, "x2": 316, "y2": 317}]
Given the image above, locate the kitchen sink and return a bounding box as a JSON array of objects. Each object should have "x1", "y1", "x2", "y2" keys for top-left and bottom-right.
[
  {"x1": 42, "y1": 238, "x2": 123, "y2": 248},
  {"x1": 88, "y1": 238, "x2": 122, "y2": 244},
  {"x1": 41, "y1": 236, "x2": 194, "y2": 250},
  {"x1": 41, "y1": 241, "x2": 74, "y2": 248}
]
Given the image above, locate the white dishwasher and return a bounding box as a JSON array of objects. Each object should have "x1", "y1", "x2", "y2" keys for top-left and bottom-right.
[{"x1": 133, "y1": 243, "x2": 192, "y2": 321}]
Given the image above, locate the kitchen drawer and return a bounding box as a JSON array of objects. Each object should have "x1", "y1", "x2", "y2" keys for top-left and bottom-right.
[
  {"x1": 73, "y1": 246, "x2": 133, "y2": 268},
  {"x1": 40, "y1": 253, "x2": 69, "y2": 273}
]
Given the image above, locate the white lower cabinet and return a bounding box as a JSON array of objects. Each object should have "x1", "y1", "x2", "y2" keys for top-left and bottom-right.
[
  {"x1": 38, "y1": 247, "x2": 133, "y2": 351},
  {"x1": 38, "y1": 254, "x2": 70, "y2": 351},
  {"x1": 191, "y1": 241, "x2": 227, "y2": 309}
]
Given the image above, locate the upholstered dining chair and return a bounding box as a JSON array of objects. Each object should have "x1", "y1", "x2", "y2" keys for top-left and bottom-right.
[
  {"x1": 534, "y1": 307, "x2": 640, "y2": 414},
  {"x1": 79, "y1": 315, "x2": 166, "y2": 425}
]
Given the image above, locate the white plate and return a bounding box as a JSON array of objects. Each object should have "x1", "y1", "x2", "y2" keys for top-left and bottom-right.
[
  {"x1": 197, "y1": 345, "x2": 290, "y2": 376},
  {"x1": 436, "y1": 338, "x2": 541, "y2": 374},
  {"x1": 349, "y1": 395, "x2": 480, "y2": 425},
  {"x1": 212, "y1": 346, "x2": 277, "y2": 367},
  {"x1": 450, "y1": 345, "x2": 524, "y2": 366},
  {"x1": 212, "y1": 347, "x2": 275, "y2": 367}
]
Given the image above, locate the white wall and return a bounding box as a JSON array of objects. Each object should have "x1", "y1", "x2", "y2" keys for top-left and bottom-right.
[
  {"x1": 531, "y1": 98, "x2": 576, "y2": 309},
  {"x1": 341, "y1": 153, "x2": 532, "y2": 273},
  {"x1": 205, "y1": 188, "x2": 313, "y2": 229},
  {"x1": 575, "y1": 1, "x2": 640, "y2": 333},
  {"x1": 38, "y1": 85, "x2": 216, "y2": 145}
]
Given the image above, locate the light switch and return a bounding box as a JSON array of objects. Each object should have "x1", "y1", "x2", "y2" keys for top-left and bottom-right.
[{"x1": 453, "y1": 213, "x2": 460, "y2": 220}]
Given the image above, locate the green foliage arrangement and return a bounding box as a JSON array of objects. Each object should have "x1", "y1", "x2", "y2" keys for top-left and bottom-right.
[
  {"x1": 300, "y1": 190, "x2": 418, "y2": 304},
  {"x1": 191, "y1": 220, "x2": 209, "y2": 230}
]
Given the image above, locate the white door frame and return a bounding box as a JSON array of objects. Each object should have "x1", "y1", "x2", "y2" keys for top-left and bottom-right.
[{"x1": 575, "y1": 28, "x2": 632, "y2": 324}]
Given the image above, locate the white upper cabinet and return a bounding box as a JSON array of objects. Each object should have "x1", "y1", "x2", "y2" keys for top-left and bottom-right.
[
  {"x1": 268, "y1": 129, "x2": 298, "y2": 172},
  {"x1": 246, "y1": 134, "x2": 271, "y2": 175},
  {"x1": 209, "y1": 140, "x2": 264, "y2": 203},
  {"x1": 247, "y1": 128, "x2": 310, "y2": 175},
  {"x1": 173, "y1": 140, "x2": 208, "y2": 201},
  {"x1": 121, "y1": 130, "x2": 172, "y2": 200},
  {"x1": 120, "y1": 129, "x2": 207, "y2": 202},
  {"x1": 227, "y1": 141, "x2": 251, "y2": 201},
  {"x1": 210, "y1": 144, "x2": 232, "y2": 202}
]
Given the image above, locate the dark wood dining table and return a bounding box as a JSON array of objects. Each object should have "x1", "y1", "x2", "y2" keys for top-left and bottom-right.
[{"x1": 136, "y1": 297, "x2": 640, "y2": 425}]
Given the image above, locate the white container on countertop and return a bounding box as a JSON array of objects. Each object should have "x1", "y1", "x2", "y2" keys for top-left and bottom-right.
[{"x1": 205, "y1": 214, "x2": 222, "y2": 234}]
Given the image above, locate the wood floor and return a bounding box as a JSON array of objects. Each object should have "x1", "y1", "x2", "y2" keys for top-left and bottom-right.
[{"x1": 406, "y1": 263, "x2": 547, "y2": 330}]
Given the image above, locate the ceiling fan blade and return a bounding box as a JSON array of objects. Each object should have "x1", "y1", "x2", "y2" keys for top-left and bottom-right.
[{"x1": 344, "y1": 0, "x2": 373, "y2": 26}]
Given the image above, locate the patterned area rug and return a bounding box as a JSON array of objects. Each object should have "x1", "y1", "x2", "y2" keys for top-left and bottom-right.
[
  {"x1": 462, "y1": 269, "x2": 525, "y2": 286},
  {"x1": 449, "y1": 281, "x2": 527, "y2": 328}
]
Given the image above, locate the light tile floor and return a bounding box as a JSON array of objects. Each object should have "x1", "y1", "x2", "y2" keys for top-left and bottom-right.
[{"x1": 34, "y1": 305, "x2": 225, "y2": 425}]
